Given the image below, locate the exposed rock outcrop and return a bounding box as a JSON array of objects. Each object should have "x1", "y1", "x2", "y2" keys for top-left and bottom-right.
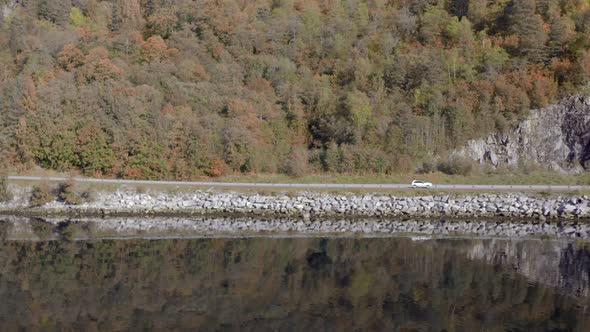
[
  {"x1": 2, "y1": 0, "x2": 18, "y2": 18},
  {"x1": 456, "y1": 95, "x2": 590, "y2": 173}
]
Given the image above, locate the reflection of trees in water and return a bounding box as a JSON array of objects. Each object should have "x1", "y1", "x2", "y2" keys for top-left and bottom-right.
[
  {"x1": 29, "y1": 218, "x2": 54, "y2": 240},
  {"x1": 0, "y1": 220, "x2": 10, "y2": 241},
  {"x1": 0, "y1": 238, "x2": 587, "y2": 331}
]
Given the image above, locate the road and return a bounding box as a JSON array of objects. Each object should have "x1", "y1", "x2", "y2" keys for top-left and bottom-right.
[{"x1": 7, "y1": 176, "x2": 590, "y2": 191}]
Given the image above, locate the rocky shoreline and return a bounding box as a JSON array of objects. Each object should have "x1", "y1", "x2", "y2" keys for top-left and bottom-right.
[{"x1": 1, "y1": 186, "x2": 590, "y2": 221}]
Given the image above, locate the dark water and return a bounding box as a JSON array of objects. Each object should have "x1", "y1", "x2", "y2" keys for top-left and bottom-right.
[{"x1": 0, "y1": 233, "x2": 589, "y2": 331}]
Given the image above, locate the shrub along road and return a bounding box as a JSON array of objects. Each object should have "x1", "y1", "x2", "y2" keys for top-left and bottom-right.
[{"x1": 7, "y1": 176, "x2": 590, "y2": 191}]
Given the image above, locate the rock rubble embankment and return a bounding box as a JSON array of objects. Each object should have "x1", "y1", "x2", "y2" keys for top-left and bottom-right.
[{"x1": 2, "y1": 187, "x2": 590, "y2": 220}]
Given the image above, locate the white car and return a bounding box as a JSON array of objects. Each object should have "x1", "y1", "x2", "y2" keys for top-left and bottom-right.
[{"x1": 411, "y1": 180, "x2": 432, "y2": 188}]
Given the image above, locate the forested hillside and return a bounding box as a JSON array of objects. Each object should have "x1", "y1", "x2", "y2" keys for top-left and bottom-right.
[{"x1": 1, "y1": 0, "x2": 589, "y2": 179}]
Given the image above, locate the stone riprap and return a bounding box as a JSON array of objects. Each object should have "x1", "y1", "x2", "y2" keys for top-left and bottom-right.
[{"x1": 1, "y1": 186, "x2": 590, "y2": 220}]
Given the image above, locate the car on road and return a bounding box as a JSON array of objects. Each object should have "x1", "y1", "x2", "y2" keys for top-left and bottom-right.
[{"x1": 411, "y1": 180, "x2": 433, "y2": 188}]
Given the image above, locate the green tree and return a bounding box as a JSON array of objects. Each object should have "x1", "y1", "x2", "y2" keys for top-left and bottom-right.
[
  {"x1": 69, "y1": 7, "x2": 87, "y2": 28},
  {"x1": 445, "y1": 16, "x2": 474, "y2": 48},
  {"x1": 446, "y1": 103, "x2": 475, "y2": 146},
  {"x1": 420, "y1": 5, "x2": 452, "y2": 44},
  {"x1": 346, "y1": 89, "x2": 372, "y2": 134}
]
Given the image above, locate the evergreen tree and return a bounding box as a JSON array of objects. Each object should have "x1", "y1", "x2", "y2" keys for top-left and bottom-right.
[
  {"x1": 38, "y1": 0, "x2": 72, "y2": 26},
  {"x1": 506, "y1": 0, "x2": 548, "y2": 63},
  {"x1": 448, "y1": 0, "x2": 469, "y2": 18},
  {"x1": 8, "y1": 14, "x2": 26, "y2": 54},
  {"x1": 143, "y1": 0, "x2": 156, "y2": 19},
  {"x1": 548, "y1": 16, "x2": 575, "y2": 58},
  {"x1": 109, "y1": 3, "x2": 123, "y2": 32}
]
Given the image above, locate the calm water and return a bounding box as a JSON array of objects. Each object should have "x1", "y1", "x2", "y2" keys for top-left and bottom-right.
[{"x1": 0, "y1": 220, "x2": 589, "y2": 331}]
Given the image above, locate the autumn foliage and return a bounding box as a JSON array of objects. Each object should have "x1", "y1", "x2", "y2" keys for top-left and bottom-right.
[
  {"x1": 77, "y1": 47, "x2": 122, "y2": 83},
  {"x1": 139, "y1": 35, "x2": 177, "y2": 62},
  {"x1": 1, "y1": 0, "x2": 590, "y2": 179}
]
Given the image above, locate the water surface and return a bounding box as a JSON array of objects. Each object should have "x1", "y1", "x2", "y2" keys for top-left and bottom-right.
[{"x1": 0, "y1": 227, "x2": 588, "y2": 331}]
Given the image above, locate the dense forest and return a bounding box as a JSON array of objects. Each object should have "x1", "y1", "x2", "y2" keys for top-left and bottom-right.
[{"x1": 1, "y1": 0, "x2": 589, "y2": 179}]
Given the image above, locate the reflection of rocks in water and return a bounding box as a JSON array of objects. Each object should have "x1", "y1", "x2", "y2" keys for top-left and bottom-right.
[
  {"x1": 4, "y1": 215, "x2": 590, "y2": 239},
  {"x1": 466, "y1": 239, "x2": 590, "y2": 297},
  {"x1": 560, "y1": 244, "x2": 590, "y2": 297},
  {"x1": 0, "y1": 237, "x2": 587, "y2": 331}
]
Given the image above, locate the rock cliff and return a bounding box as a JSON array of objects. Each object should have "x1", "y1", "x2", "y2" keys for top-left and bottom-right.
[
  {"x1": 456, "y1": 95, "x2": 590, "y2": 173},
  {"x1": 1, "y1": 0, "x2": 17, "y2": 18}
]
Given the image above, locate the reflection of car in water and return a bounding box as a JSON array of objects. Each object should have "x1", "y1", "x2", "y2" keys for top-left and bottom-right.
[{"x1": 411, "y1": 180, "x2": 433, "y2": 188}]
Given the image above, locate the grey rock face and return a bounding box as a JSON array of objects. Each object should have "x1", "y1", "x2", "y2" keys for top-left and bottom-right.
[
  {"x1": 456, "y1": 95, "x2": 590, "y2": 173},
  {"x1": 2, "y1": 0, "x2": 17, "y2": 18}
]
